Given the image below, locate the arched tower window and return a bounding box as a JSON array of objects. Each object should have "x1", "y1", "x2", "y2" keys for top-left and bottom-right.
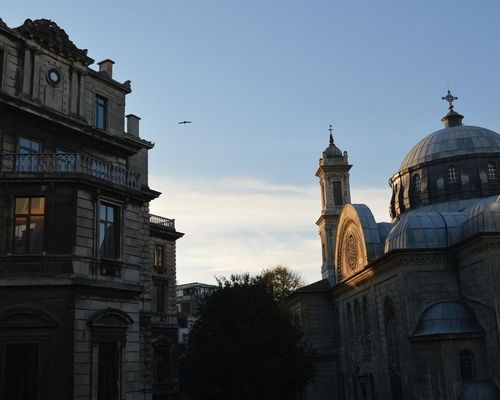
[
  {"x1": 459, "y1": 350, "x2": 475, "y2": 382},
  {"x1": 448, "y1": 165, "x2": 458, "y2": 183},
  {"x1": 333, "y1": 180, "x2": 343, "y2": 205},
  {"x1": 487, "y1": 162, "x2": 497, "y2": 181}
]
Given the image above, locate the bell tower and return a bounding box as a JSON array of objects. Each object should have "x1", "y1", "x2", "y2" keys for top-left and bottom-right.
[{"x1": 316, "y1": 125, "x2": 352, "y2": 281}]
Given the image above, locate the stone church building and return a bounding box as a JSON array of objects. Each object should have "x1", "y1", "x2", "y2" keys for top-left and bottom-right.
[
  {"x1": 0, "y1": 18, "x2": 182, "y2": 399},
  {"x1": 291, "y1": 97, "x2": 500, "y2": 399}
]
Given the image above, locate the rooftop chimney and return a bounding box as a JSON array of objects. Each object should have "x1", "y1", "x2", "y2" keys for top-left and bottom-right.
[
  {"x1": 126, "y1": 114, "x2": 141, "y2": 137},
  {"x1": 98, "y1": 59, "x2": 115, "y2": 78}
]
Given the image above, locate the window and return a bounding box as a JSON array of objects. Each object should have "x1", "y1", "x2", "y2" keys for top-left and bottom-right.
[
  {"x1": 333, "y1": 180, "x2": 343, "y2": 205},
  {"x1": 14, "y1": 197, "x2": 45, "y2": 254},
  {"x1": 459, "y1": 350, "x2": 475, "y2": 382},
  {"x1": 95, "y1": 95, "x2": 107, "y2": 130},
  {"x1": 488, "y1": 162, "x2": 497, "y2": 181},
  {"x1": 99, "y1": 203, "x2": 119, "y2": 259},
  {"x1": 448, "y1": 166, "x2": 458, "y2": 183},
  {"x1": 88, "y1": 310, "x2": 130, "y2": 400},
  {"x1": 4, "y1": 343, "x2": 39, "y2": 400},
  {"x1": 154, "y1": 245, "x2": 164, "y2": 272},
  {"x1": 155, "y1": 351, "x2": 170, "y2": 383},
  {"x1": 155, "y1": 284, "x2": 166, "y2": 314},
  {"x1": 384, "y1": 296, "x2": 403, "y2": 400},
  {"x1": 413, "y1": 174, "x2": 421, "y2": 192},
  {"x1": 18, "y1": 137, "x2": 41, "y2": 171},
  {"x1": 98, "y1": 342, "x2": 120, "y2": 400}
]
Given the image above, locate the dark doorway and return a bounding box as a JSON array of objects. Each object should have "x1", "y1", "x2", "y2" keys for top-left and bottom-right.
[
  {"x1": 4, "y1": 343, "x2": 39, "y2": 400},
  {"x1": 98, "y1": 341, "x2": 120, "y2": 400}
]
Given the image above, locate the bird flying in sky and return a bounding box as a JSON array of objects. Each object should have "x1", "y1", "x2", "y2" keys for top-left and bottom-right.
[{"x1": 178, "y1": 121, "x2": 192, "y2": 124}]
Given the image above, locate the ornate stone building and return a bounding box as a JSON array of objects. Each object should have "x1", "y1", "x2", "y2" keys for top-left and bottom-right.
[
  {"x1": 0, "y1": 18, "x2": 182, "y2": 399},
  {"x1": 290, "y1": 94, "x2": 500, "y2": 400}
]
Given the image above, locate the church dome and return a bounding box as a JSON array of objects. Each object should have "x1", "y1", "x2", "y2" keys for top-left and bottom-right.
[
  {"x1": 462, "y1": 195, "x2": 500, "y2": 239},
  {"x1": 389, "y1": 92, "x2": 500, "y2": 221},
  {"x1": 400, "y1": 125, "x2": 500, "y2": 171},
  {"x1": 385, "y1": 211, "x2": 464, "y2": 251},
  {"x1": 323, "y1": 142, "x2": 343, "y2": 158},
  {"x1": 458, "y1": 382, "x2": 500, "y2": 400},
  {"x1": 411, "y1": 300, "x2": 483, "y2": 337}
]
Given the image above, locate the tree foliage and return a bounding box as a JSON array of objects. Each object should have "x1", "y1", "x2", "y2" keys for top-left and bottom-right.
[
  {"x1": 186, "y1": 273, "x2": 313, "y2": 400},
  {"x1": 259, "y1": 265, "x2": 304, "y2": 304}
]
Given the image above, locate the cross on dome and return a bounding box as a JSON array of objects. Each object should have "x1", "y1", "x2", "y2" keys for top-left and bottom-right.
[
  {"x1": 442, "y1": 90, "x2": 458, "y2": 111},
  {"x1": 328, "y1": 124, "x2": 334, "y2": 144}
]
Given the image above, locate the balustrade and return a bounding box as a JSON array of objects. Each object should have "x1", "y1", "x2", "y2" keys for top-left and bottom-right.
[{"x1": 0, "y1": 153, "x2": 140, "y2": 190}]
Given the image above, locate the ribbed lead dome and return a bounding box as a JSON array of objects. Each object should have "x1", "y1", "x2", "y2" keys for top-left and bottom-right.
[{"x1": 400, "y1": 125, "x2": 500, "y2": 171}]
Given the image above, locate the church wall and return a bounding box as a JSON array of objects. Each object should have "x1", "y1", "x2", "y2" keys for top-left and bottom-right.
[
  {"x1": 455, "y1": 237, "x2": 500, "y2": 389},
  {"x1": 289, "y1": 292, "x2": 338, "y2": 400},
  {"x1": 332, "y1": 250, "x2": 464, "y2": 400},
  {"x1": 333, "y1": 274, "x2": 393, "y2": 400}
]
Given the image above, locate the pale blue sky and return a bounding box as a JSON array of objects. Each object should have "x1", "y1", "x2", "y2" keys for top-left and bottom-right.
[{"x1": 4, "y1": 2, "x2": 500, "y2": 283}]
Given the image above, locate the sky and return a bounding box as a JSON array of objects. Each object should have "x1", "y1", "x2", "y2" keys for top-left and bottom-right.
[{"x1": 3, "y1": 1, "x2": 500, "y2": 284}]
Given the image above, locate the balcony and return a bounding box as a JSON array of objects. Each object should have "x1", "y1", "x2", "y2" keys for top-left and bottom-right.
[
  {"x1": 0, "y1": 153, "x2": 140, "y2": 190},
  {"x1": 150, "y1": 214, "x2": 175, "y2": 229}
]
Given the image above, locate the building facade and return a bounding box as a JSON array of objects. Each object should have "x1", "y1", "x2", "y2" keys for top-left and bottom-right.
[
  {"x1": 291, "y1": 98, "x2": 500, "y2": 400},
  {"x1": 176, "y1": 282, "x2": 217, "y2": 344},
  {"x1": 0, "y1": 18, "x2": 182, "y2": 400}
]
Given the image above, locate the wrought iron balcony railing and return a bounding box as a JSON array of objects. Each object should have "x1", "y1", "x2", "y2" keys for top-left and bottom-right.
[
  {"x1": 0, "y1": 153, "x2": 140, "y2": 190},
  {"x1": 150, "y1": 214, "x2": 175, "y2": 229}
]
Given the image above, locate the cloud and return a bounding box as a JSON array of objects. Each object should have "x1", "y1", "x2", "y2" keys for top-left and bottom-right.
[{"x1": 149, "y1": 176, "x2": 391, "y2": 285}]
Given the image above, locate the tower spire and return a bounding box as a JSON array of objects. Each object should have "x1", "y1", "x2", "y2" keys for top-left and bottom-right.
[{"x1": 328, "y1": 124, "x2": 334, "y2": 145}]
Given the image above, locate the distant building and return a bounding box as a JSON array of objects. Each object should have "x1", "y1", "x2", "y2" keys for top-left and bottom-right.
[
  {"x1": 177, "y1": 282, "x2": 217, "y2": 344},
  {"x1": 0, "y1": 18, "x2": 183, "y2": 400},
  {"x1": 290, "y1": 99, "x2": 500, "y2": 399}
]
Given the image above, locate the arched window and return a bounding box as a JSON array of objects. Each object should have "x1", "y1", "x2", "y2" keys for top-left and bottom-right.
[
  {"x1": 346, "y1": 303, "x2": 353, "y2": 340},
  {"x1": 487, "y1": 162, "x2": 497, "y2": 181},
  {"x1": 459, "y1": 350, "x2": 475, "y2": 382},
  {"x1": 384, "y1": 297, "x2": 403, "y2": 400},
  {"x1": 413, "y1": 174, "x2": 421, "y2": 192},
  {"x1": 448, "y1": 166, "x2": 458, "y2": 183},
  {"x1": 354, "y1": 299, "x2": 361, "y2": 337},
  {"x1": 412, "y1": 174, "x2": 422, "y2": 203},
  {"x1": 334, "y1": 307, "x2": 341, "y2": 347},
  {"x1": 362, "y1": 296, "x2": 369, "y2": 339}
]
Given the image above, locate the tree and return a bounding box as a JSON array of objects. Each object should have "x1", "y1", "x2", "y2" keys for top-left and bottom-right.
[
  {"x1": 186, "y1": 273, "x2": 313, "y2": 400},
  {"x1": 260, "y1": 265, "x2": 305, "y2": 304}
]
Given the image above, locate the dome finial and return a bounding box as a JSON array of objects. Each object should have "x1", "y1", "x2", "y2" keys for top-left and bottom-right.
[
  {"x1": 442, "y1": 90, "x2": 458, "y2": 112},
  {"x1": 328, "y1": 124, "x2": 334, "y2": 145},
  {"x1": 440, "y1": 90, "x2": 463, "y2": 128}
]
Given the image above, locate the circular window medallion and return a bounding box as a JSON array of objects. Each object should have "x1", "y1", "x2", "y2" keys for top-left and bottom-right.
[
  {"x1": 47, "y1": 68, "x2": 61, "y2": 85},
  {"x1": 347, "y1": 233, "x2": 358, "y2": 271}
]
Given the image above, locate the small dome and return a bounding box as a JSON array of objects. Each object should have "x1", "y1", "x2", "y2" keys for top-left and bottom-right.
[
  {"x1": 411, "y1": 301, "x2": 483, "y2": 337},
  {"x1": 323, "y1": 142, "x2": 343, "y2": 158},
  {"x1": 385, "y1": 211, "x2": 464, "y2": 251},
  {"x1": 462, "y1": 195, "x2": 500, "y2": 239},
  {"x1": 458, "y1": 382, "x2": 500, "y2": 400},
  {"x1": 400, "y1": 125, "x2": 500, "y2": 171}
]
